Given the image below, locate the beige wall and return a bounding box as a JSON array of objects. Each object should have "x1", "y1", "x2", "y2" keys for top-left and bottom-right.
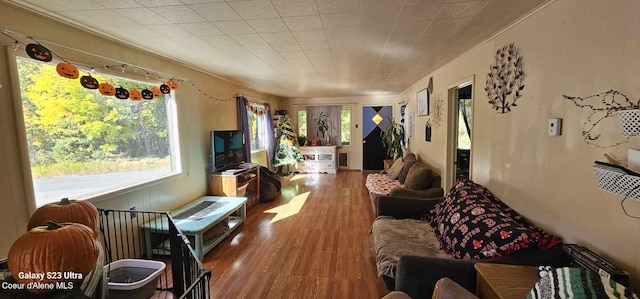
[
  {"x1": 0, "y1": 3, "x2": 280, "y2": 257},
  {"x1": 399, "y1": 0, "x2": 640, "y2": 290}
]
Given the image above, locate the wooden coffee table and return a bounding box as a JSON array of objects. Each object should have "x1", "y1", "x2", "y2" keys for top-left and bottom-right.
[{"x1": 474, "y1": 263, "x2": 540, "y2": 299}]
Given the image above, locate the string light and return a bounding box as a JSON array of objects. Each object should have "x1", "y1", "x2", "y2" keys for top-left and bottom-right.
[
  {"x1": 0, "y1": 27, "x2": 240, "y2": 103},
  {"x1": 564, "y1": 90, "x2": 640, "y2": 148}
]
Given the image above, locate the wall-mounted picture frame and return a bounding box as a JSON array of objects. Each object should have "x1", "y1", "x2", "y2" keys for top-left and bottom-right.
[{"x1": 417, "y1": 88, "x2": 429, "y2": 116}]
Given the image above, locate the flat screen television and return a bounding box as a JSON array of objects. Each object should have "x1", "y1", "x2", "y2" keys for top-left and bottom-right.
[{"x1": 210, "y1": 130, "x2": 246, "y2": 173}]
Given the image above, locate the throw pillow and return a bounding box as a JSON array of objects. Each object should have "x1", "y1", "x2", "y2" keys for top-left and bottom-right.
[
  {"x1": 397, "y1": 155, "x2": 417, "y2": 184},
  {"x1": 427, "y1": 178, "x2": 561, "y2": 259},
  {"x1": 403, "y1": 152, "x2": 416, "y2": 162},
  {"x1": 403, "y1": 165, "x2": 434, "y2": 190},
  {"x1": 386, "y1": 158, "x2": 404, "y2": 180}
]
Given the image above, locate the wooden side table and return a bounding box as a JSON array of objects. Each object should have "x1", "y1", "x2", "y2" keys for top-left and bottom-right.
[{"x1": 474, "y1": 263, "x2": 540, "y2": 299}]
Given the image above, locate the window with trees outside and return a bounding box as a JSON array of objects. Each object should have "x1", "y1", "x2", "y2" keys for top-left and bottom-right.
[
  {"x1": 16, "y1": 58, "x2": 180, "y2": 207},
  {"x1": 341, "y1": 108, "x2": 351, "y2": 146},
  {"x1": 297, "y1": 110, "x2": 307, "y2": 138},
  {"x1": 247, "y1": 104, "x2": 268, "y2": 151}
]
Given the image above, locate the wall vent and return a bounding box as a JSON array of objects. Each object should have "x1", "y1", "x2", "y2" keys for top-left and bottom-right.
[{"x1": 338, "y1": 152, "x2": 348, "y2": 168}]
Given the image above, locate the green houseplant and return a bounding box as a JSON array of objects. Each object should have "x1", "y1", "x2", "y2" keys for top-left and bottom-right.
[
  {"x1": 380, "y1": 118, "x2": 405, "y2": 159},
  {"x1": 315, "y1": 112, "x2": 329, "y2": 145}
]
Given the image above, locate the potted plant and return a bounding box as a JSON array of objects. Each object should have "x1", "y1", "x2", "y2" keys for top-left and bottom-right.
[
  {"x1": 315, "y1": 112, "x2": 329, "y2": 145},
  {"x1": 297, "y1": 135, "x2": 307, "y2": 146},
  {"x1": 380, "y1": 117, "x2": 405, "y2": 159}
]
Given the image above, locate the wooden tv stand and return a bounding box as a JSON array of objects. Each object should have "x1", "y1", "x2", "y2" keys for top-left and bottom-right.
[{"x1": 208, "y1": 165, "x2": 260, "y2": 210}]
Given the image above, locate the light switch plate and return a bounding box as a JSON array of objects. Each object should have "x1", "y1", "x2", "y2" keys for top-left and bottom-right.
[{"x1": 548, "y1": 118, "x2": 562, "y2": 136}]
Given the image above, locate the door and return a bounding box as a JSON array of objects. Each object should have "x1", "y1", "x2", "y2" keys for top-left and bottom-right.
[
  {"x1": 446, "y1": 82, "x2": 473, "y2": 187},
  {"x1": 362, "y1": 106, "x2": 392, "y2": 170}
]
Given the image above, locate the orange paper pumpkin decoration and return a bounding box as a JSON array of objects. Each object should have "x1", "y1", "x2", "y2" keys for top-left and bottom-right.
[
  {"x1": 129, "y1": 88, "x2": 142, "y2": 101},
  {"x1": 115, "y1": 86, "x2": 129, "y2": 99},
  {"x1": 159, "y1": 83, "x2": 171, "y2": 94},
  {"x1": 151, "y1": 87, "x2": 162, "y2": 98},
  {"x1": 25, "y1": 43, "x2": 52, "y2": 62},
  {"x1": 27, "y1": 197, "x2": 99, "y2": 233},
  {"x1": 80, "y1": 75, "x2": 99, "y2": 89},
  {"x1": 99, "y1": 82, "x2": 115, "y2": 96},
  {"x1": 56, "y1": 62, "x2": 79, "y2": 79},
  {"x1": 166, "y1": 79, "x2": 179, "y2": 90},
  {"x1": 141, "y1": 88, "x2": 154, "y2": 100},
  {"x1": 9, "y1": 221, "x2": 99, "y2": 294}
]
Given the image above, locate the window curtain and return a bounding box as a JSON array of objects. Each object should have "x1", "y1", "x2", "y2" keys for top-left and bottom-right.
[
  {"x1": 236, "y1": 96, "x2": 251, "y2": 163},
  {"x1": 264, "y1": 103, "x2": 275, "y2": 170},
  {"x1": 306, "y1": 105, "x2": 342, "y2": 146}
]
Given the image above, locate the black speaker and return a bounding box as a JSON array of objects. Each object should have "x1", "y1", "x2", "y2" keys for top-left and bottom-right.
[{"x1": 562, "y1": 244, "x2": 629, "y2": 287}]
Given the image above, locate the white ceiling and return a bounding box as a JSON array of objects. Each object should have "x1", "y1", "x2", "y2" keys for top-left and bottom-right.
[{"x1": 3, "y1": 0, "x2": 547, "y2": 98}]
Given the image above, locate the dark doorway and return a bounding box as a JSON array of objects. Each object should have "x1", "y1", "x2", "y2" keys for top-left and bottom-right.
[
  {"x1": 362, "y1": 106, "x2": 392, "y2": 170},
  {"x1": 456, "y1": 85, "x2": 472, "y2": 179}
]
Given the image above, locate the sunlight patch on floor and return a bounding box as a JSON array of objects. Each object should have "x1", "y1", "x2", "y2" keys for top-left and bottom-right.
[
  {"x1": 263, "y1": 191, "x2": 310, "y2": 223},
  {"x1": 288, "y1": 173, "x2": 308, "y2": 181}
]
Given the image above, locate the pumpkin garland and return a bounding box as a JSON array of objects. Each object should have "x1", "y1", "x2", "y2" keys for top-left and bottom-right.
[
  {"x1": 14, "y1": 37, "x2": 191, "y2": 103},
  {"x1": 20, "y1": 39, "x2": 178, "y2": 102},
  {"x1": 8, "y1": 220, "x2": 99, "y2": 294}
]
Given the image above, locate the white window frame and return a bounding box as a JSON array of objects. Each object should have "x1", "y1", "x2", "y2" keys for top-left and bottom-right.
[
  {"x1": 341, "y1": 107, "x2": 352, "y2": 147},
  {"x1": 10, "y1": 51, "x2": 183, "y2": 207}
]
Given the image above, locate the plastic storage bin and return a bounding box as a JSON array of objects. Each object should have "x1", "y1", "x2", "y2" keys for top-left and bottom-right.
[{"x1": 105, "y1": 259, "x2": 165, "y2": 299}]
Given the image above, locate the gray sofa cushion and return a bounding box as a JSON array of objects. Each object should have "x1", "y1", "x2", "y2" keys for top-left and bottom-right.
[
  {"x1": 404, "y1": 164, "x2": 435, "y2": 190},
  {"x1": 372, "y1": 217, "x2": 452, "y2": 279},
  {"x1": 397, "y1": 158, "x2": 416, "y2": 184}
]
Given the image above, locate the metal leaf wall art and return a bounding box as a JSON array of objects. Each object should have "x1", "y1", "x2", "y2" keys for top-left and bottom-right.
[{"x1": 485, "y1": 43, "x2": 525, "y2": 114}]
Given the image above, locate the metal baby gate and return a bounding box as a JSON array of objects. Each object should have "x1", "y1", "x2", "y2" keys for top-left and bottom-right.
[{"x1": 99, "y1": 208, "x2": 211, "y2": 299}]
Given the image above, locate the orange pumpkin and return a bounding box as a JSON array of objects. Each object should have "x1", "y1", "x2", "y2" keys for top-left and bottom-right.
[
  {"x1": 151, "y1": 86, "x2": 162, "y2": 98},
  {"x1": 99, "y1": 82, "x2": 115, "y2": 96},
  {"x1": 129, "y1": 88, "x2": 142, "y2": 101},
  {"x1": 27, "y1": 197, "x2": 99, "y2": 233},
  {"x1": 56, "y1": 61, "x2": 79, "y2": 79},
  {"x1": 166, "y1": 79, "x2": 179, "y2": 90},
  {"x1": 8, "y1": 221, "x2": 99, "y2": 294}
]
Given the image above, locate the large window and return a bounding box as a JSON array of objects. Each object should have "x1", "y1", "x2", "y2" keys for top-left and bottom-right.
[
  {"x1": 247, "y1": 104, "x2": 268, "y2": 151},
  {"x1": 16, "y1": 58, "x2": 180, "y2": 207},
  {"x1": 297, "y1": 109, "x2": 307, "y2": 137},
  {"x1": 341, "y1": 108, "x2": 351, "y2": 146}
]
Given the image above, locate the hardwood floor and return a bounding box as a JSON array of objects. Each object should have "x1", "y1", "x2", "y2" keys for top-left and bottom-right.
[{"x1": 203, "y1": 171, "x2": 388, "y2": 299}]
